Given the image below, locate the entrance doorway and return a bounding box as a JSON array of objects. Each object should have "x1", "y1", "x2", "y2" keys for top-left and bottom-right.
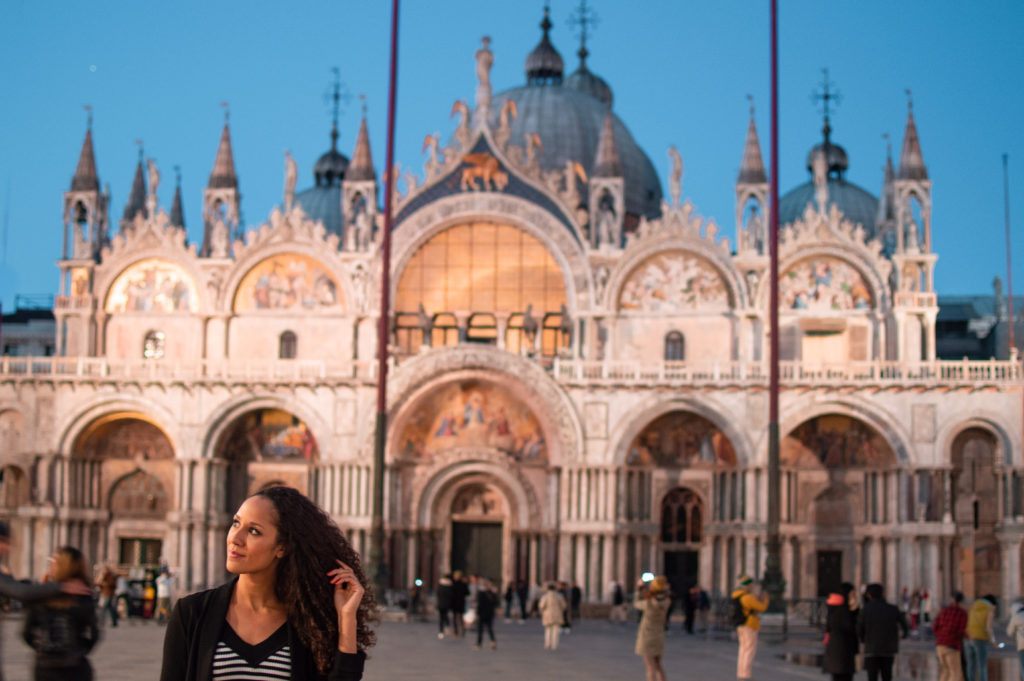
[
  {"x1": 817, "y1": 550, "x2": 842, "y2": 597},
  {"x1": 664, "y1": 550, "x2": 699, "y2": 597},
  {"x1": 451, "y1": 522, "x2": 502, "y2": 582},
  {"x1": 119, "y1": 538, "x2": 162, "y2": 566}
]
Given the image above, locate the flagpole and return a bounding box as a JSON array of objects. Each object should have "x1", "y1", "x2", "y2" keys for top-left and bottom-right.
[{"x1": 371, "y1": 0, "x2": 400, "y2": 602}]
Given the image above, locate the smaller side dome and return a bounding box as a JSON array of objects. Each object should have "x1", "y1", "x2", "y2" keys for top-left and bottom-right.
[
  {"x1": 525, "y1": 7, "x2": 563, "y2": 85},
  {"x1": 805, "y1": 143, "x2": 849, "y2": 178},
  {"x1": 565, "y1": 64, "x2": 612, "y2": 107},
  {"x1": 313, "y1": 149, "x2": 349, "y2": 187}
]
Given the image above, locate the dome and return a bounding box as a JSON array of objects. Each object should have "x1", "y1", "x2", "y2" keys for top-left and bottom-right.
[
  {"x1": 525, "y1": 8, "x2": 563, "y2": 85},
  {"x1": 564, "y1": 64, "x2": 612, "y2": 108},
  {"x1": 778, "y1": 178, "x2": 879, "y2": 236},
  {"x1": 805, "y1": 142, "x2": 849, "y2": 177},
  {"x1": 293, "y1": 184, "x2": 343, "y2": 236},
  {"x1": 313, "y1": 148, "x2": 349, "y2": 187},
  {"x1": 491, "y1": 84, "x2": 662, "y2": 218}
]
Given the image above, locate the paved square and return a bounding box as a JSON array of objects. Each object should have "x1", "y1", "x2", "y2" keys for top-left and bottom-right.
[{"x1": 1, "y1": 613, "x2": 1021, "y2": 680}]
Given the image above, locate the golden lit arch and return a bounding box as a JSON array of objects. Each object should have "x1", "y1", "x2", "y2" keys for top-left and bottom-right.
[{"x1": 395, "y1": 222, "x2": 568, "y2": 353}]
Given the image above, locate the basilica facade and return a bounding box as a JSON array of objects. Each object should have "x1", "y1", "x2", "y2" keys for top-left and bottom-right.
[{"x1": 1, "y1": 13, "x2": 1022, "y2": 610}]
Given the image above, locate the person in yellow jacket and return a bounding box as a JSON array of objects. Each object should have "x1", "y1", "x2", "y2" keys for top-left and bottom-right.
[
  {"x1": 732, "y1": 575, "x2": 770, "y2": 681},
  {"x1": 964, "y1": 594, "x2": 997, "y2": 681}
]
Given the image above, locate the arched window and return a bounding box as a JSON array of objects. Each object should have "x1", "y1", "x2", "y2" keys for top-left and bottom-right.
[
  {"x1": 660, "y1": 488, "x2": 703, "y2": 544},
  {"x1": 142, "y1": 331, "x2": 165, "y2": 359},
  {"x1": 279, "y1": 331, "x2": 297, "y2": 359},
  {"x1": 664, "y1": 331, "x2": 685, "y2": 361}
]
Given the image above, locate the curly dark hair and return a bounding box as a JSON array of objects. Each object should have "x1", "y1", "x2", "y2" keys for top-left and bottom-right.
[{"x1": 254, "y1": 486, "x2": 377, "y2": 672}]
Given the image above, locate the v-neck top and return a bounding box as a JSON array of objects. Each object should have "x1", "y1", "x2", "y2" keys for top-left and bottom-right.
[{"x1": 213, "y1": 621, "x2": 291, "y2": 680}]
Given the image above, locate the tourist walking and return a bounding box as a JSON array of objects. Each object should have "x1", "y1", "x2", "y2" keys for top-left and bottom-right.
[
  {"x1": 933, "y1": 592, "x2": 968, "y2": 681},
  {"x1": 634, "y1": 576, "x2": 671, "y2": 681},
  {"x1": 570, "y1": 582, "x2": 582, "y2": 621},
  {"x1": 856, "y1": 583, "x2": 908, "y2": 681},
  {"x1": 96, "y1": 567, "x2": 119, "y2": 628},
  {"x1": 1004, "y1": 599, "x2": 1024, "y2": 681},
  {"x1": 22, "y1": 546, "x2": 98, "y2": 681},
  {"x1": 474, "y1": 580, "x2": 498, "y2": 649},
  {"x1": 156, "y1": 568, "x2": 173, "y2": 624},
  {"x1": 964, "y1": 594, "x2": 997, "y2": 681},
  {"x1": 538, "y1": 583, "x2": 567, "y2": 650},
  {"x1": 822, "y1": 582, "x2": 859, "y2": 681},
  {"x1": 683, "y1": 586, "x2": 697, "y2": 634},
  {"x1": 437, "y1": 574, "x2": 453, "y2": 638},
  {"x1": 697, "y1": 587, "x2": 710, "y2": 633},
  {"x1": 732, "y1": 575, "x2": 769, "y2": 681},
  {"x1": 451, "y1": 571, "x2": 469, "y2": 638},
  {"x1": 159, "y1": 486, "x2": 372, "y2": 681},
  {"x1": 517, "y1": 580, "x2": 530, "y2": 621},
  {"x1": 504, "y1": 582, "x2": 515, "y2": 620},
  {"x1": 609, "y1": 580, "x2": 627, "y2": 623}
]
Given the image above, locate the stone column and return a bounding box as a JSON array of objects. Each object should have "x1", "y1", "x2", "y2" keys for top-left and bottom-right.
[
  {"x1": 616, "y1": 534, "x2": 629, "y2": 588},
  {"x1": 575, "y1": 534, "x2": 588, "y2": 595},
  {"x1": 601, "y1": 534, "x2": 615, "y2": 598},
  {"x1": 943, "y1": 469, "x2": 953, "y2": 523},
  {"x1": 558, "y1": 533, "x2": 573, "y2": 582},
  {"x1": 1002, "y1": 539, "x2": 1022, "y2": 614},
  {"x1": 588, "y1": 536, "x2": 602, "y2": 600}
]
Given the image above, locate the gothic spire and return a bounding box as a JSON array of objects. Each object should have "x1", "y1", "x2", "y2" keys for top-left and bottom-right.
[
  {"x1": 71, "y1": 111, "x2": 99, "y2": 192},
  {"x1": 122, "y1": 144, "x2": 147, "y2": 221},
  {"x1": 593, "y1": 110, "x2": 622, "y2": 178},
  {"x1": 347, "y1": 112, "x2": 376, "y2": 182},
  {"x1": 877, "y1": 135, "x2": 896, "y2": 223},
  {"x1": 169, "y1": 166, "x2": 185, "y2": 228},
  {"x1": 896, "y1": 92, "x2": 928, "y2": 180},
  {"x1": 737, "y1": 100, "x2": 767, "y2": 184},
  {"x1": 208, "y1": 106, "x2": 238, "y2": 189}
]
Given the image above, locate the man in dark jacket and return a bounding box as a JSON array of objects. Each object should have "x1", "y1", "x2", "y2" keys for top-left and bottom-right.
[
  {"x1": 451, "y1": 571, "x2": 469, "y2": 637},
  {"x1": 856, "y1": 583, "x2": 908, "y2": 681},
  {"x1": 474, "y1": 580, "x2": 498, "y2": 649},
  {"x1": 436, "y1": 575, "x2": 453, "y2": 639}
]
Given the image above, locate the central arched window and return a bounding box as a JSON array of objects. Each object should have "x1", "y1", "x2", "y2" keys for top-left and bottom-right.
[
  {"x1": 279, "y1": 331, "x2": 297, "y2": 359},
  {"x1": 664, "y1": 331, "x2": 685, "y2": 361},
  {"x1": 143, "y1": 330, "x2": 165, "y2": 359},
  {"x1": 661, "y1": 488, "x2": 703, "y2": 544},
  {"x1": 395, "y1": 222, "x2": 567, "y2": 355}
]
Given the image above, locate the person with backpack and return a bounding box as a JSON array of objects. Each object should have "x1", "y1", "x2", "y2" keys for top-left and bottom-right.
[{"x1": 732, "y1": 575, "x2": 769, "y2": 681}]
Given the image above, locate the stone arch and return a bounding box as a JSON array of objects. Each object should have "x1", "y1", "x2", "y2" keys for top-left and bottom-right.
[
  {"x1": 201, "y1": 394, "x2": 332, "y2": 462},
  {"x1": 415, "y1": 459, "x2": 534, "y2": 530},
  {"x1": 108, "y1": 469, "x2": 170, "y2": 517},
  {"x1": 389, "y1": 193, "x2": 590, "y2": 316},
  {"x1": 782, "y1": 415, "x2": 899, "y2": 469},
  {"x1": 609, "y1": 395, "x2": 753, "y2": 468},
  {"x1": 763, "y1": 248, "x2": 888, "y2": 313},
  {"x1": 777, "y1": 398, "x2": 910, "y2": 467},
  {"x1": 609, "y1": 242, "x2": 745, "y2": 312},
  {"x1": 228, "y1": 249, "x2": 349, "y2": 314},
  {"x1": 384, "y1": 346, "x2": 583, "y2": 465},
  {"x1": 938, "y1": 416, "x2": 1016, "y2": 469},
  {"x1": 100, "y1": 257, "x2": 203, "y2": 314},
  {"x1": 57, "y1": 397, "x2": 181, "y2": 458}
]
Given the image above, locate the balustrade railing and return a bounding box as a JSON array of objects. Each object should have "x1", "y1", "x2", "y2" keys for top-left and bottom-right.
[{"x1": 1, "y1": 354, "x2": 1019, "y2": 387}]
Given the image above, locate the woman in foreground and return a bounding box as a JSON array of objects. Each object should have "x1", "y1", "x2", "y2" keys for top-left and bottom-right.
[{"x1": 160, "y1": 486, "x2": 375, "y2": 681}]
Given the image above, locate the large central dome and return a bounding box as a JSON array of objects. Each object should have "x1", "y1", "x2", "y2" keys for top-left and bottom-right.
[{"x1": 489, "y1": 12, "x2": 662, "y2": 219}]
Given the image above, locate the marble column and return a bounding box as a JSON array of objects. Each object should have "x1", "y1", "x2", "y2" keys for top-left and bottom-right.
[
  {"x1": 587, "y1": 536, "x2": 601, "y2": 600},
  {"x1": 575, "y1": 534, "x2": 587, "y2": 594},
  {"x1": 601, "y1": 535, "x2": 615, "y2": 598},
  {"x1": 558, "y1": 534, "x2": 573, "y2": 582}
]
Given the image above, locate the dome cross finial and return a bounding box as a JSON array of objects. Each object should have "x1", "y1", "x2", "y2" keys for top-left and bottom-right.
[
  {"x1": 331, "y1": 67, "x2": 341, "y2": 152},
  {"x1": 812, "y1": 68, "x2": 842, "y2": 147},
  {"x1": 568, "y1": 0, "x2": 599, "y2": 68}
]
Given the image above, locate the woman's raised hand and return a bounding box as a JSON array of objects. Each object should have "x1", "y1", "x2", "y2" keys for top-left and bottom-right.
[{"x1": 328, "y1": 560, "x2": 364, "y2": 619}]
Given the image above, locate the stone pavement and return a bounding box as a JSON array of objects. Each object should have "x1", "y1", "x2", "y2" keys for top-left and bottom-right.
[{"x1": 1, "y1": 613, "x2": 1021, "y2": 680}]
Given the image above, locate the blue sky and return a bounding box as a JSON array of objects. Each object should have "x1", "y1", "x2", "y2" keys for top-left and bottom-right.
[{"x1": 1, "y1": 1, "x2": 1022, "y2": 310}]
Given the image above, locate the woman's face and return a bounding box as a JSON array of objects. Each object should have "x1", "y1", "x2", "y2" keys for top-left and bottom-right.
[
  {"x1": 848, "y1": 589, "x2": 858, "y2": 609},
  {"x1": 226, "y1": 496, "x2": 285, "y2": 576}
]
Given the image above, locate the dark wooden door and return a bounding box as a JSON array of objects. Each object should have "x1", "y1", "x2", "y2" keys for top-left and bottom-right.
[
  {"x1": 451, "y1": 522, "x2": 502, "y2": 582},
  {"x1": 816, "y1": 550, "x2": 842, "y2": 597}
]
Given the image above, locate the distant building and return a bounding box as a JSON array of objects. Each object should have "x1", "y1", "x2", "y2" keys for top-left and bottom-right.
[
  {"x1": 936, "y1": 281, "x2": 1024, "y2": 360},
  {"x1": 0, "y1": 10, "x2": 1021, "y2": 611},
  {"x1": 1, "y1": 296, "x2": 56, "y2": 356}
]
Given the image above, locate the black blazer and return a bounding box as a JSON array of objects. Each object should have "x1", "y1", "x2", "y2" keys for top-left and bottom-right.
[
  {"x1": 159, "y1": 579, "x2": 365, "y2": 681},
  {"x1": 822, "y1": 605, "x2": 859, "y2": 674},
  {"x1": 856, "y1": 599, "x2": 908, "y2": 657}
]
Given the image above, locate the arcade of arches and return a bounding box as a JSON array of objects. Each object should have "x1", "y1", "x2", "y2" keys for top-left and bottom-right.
[{"x1": 1, "y1": 401, "x2": 1018, "y2": 606}]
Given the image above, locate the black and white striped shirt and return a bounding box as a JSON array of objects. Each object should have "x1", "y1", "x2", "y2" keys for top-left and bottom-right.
[{"x1": 213, "y1": 621, "x2": 291, "y2": 680}]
